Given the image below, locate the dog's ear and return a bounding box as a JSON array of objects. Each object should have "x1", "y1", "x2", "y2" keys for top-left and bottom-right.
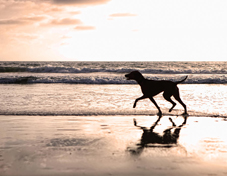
[{"x1": 134, "y1": 71, "x2": 143, "y2": 77}]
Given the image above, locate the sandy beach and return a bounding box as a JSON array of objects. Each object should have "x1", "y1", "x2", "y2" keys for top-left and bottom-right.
[{"x1": 1, "y1": 115, "x2": 227, "y2": 176}]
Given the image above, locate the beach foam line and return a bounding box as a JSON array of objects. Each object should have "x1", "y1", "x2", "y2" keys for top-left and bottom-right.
[{"x1": 0, "y1": 111, "x2": 226, "y2": 118}]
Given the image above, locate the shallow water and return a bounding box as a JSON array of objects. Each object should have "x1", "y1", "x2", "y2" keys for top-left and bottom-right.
[
  {"x1": 0, "y1": 84, "x2": 227, "y2": 117},
  {"x1": 0, "y1": 115, "x2": 227, "y2": 176}
]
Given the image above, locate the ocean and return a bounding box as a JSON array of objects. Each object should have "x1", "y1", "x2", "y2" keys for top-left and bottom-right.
[
  {"x1": 1, "y1": 61, "x2": 227, "y2": 176},
  {"x1": 0, "y1": 61, "x2": 227, "y2": 117},
  {"x1": 1, "y1": 61, "x2": 227, "y2": 84}
]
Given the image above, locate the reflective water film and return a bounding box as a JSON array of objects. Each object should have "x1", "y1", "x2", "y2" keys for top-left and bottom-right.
[{"x1": 0, "y1": 115, "x2": 227, "y2": 176}]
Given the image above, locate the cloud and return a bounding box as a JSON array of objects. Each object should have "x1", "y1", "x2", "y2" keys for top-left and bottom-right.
[
  {"x1": 109, "y1": 13, "x2": 137, "y2": 17},
  {"x1": 0, "y1": 4, "x2": 5, "y2": 10},
  {"x1": 0, "y1": 19, "x2": 25, "y2": 25},
  {"x1": 52, "y1": 0, "x2": 110, "y2": 6},
  {"x1": 49, "y1": 18, "x2": 82, "y2": 25},
  {"x1": 15, "y1": 33, "x2": 42, "y2": 40},
  {"x1": 70, "y1": 11, "x2": 81, "y2": 15},
  {"x1": 0, "y1": 15, "x2": 46, "y2": 25},
  {"x1": 45, "y1": 7, "x2": 64, "y2": 12},
  {"x1": 21, "y1": 16, "x2": 47, "y2": 22},
  {"x1": 75, "y1": 25, "x2": 96, "y2": 31},
  {"x1": 0, "y1": 15, "x2": 82, "y2": 27}
]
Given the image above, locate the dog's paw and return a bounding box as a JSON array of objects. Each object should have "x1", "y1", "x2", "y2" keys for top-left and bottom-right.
[
  {"x1": 182, "y1": 112, "x2": 189, "y2": 117},
  {"x1": 157, "y1": 112, "x2": 162, "y2": 117}
]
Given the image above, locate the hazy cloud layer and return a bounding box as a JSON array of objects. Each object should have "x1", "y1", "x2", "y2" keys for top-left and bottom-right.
[
  {"x1": 13, "y1": 33, "x2": 42, "y2": 42},
  {"x1": 75, "y1": 25, "x2": 95, "y2": 30},
  {"x1": 52, "y1": 0, "x2": 110, "y2": 6},
  {"x1": 69, "y1": 11, "x2": 81, "y2": 15},
  {"x1": 49, "y1": 18, "x2": 82, "y2": 25},
  {"x1": 0, "y1": 0, "x2": 110, "y2": 8},
  {"x1": 0, "y1": 15, "x2": 46, "y2": 25}
]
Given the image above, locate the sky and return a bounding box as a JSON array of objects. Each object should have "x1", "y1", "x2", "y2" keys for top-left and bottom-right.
[{"x1": 0, "y1": 0, "x2": 227, "y2": 61}]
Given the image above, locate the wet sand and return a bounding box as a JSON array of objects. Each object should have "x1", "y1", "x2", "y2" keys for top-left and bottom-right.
[{"x1": 0, "y1": 115, "x2": 227, "y2": 176}]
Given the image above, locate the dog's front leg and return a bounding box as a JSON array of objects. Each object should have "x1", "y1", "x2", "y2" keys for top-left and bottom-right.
[
  {"x1": 149, "y1": 97, "x2": 162, "y2": 116},
  {"x1": 133, "y1": 95, "x2": 147, "y2": 108}
]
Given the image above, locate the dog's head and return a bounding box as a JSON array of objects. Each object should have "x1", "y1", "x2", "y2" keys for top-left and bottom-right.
[{"x1": 125, "y1": 70, "x2": 143, "y2": 81}]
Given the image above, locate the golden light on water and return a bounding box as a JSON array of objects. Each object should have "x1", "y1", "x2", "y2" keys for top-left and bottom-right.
[{"x1": 1, "y1": 115, "x2": 227, "y2": 175}]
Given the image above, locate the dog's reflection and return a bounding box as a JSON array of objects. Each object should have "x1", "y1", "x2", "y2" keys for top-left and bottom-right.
[{"x1": 128, "y1": 115, "x2": 188, "y2": 156}]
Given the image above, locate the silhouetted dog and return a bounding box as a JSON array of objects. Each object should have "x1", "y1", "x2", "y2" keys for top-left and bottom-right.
[{"x1": 125, "y1": 71, "x2": 187, "y2": 115}]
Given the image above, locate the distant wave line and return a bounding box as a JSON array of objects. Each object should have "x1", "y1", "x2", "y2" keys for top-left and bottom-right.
[{"x1": 1, "y1": 66, "x2": 227, "y2": 74}]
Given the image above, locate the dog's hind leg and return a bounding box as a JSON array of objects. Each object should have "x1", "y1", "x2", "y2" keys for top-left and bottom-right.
[
  {"x1": 163, "y1": 92, "x2": 176, "y2": 112},
  {"x1": 173, "y1": 88, "x2": 187, "y2": 114}
]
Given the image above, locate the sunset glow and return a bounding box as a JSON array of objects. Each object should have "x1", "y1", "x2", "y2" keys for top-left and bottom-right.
[{"x1": 1, "y1": 0, "x2": 227, "y2": 61}]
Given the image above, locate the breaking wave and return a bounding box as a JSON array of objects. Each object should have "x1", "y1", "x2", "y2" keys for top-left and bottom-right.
[
  {"x1": 0, "y1": 74, "x2": 227, "y2": 84},
  {"x1": 1, "y1": 61, "x2": 227, "y2": 74}
]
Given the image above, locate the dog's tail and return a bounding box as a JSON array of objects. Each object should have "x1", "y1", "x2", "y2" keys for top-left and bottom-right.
[{"x1": 175, "y1": 76, "x2": 188, "y2": 84}]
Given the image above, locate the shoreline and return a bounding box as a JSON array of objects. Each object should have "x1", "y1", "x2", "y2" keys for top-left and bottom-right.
[
  {"x1": 0, "y1": 113, "x2": 227, "y2": 118},
  {"x1": 1, "y1": 115, "x2": 227, "y2": 176}
]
